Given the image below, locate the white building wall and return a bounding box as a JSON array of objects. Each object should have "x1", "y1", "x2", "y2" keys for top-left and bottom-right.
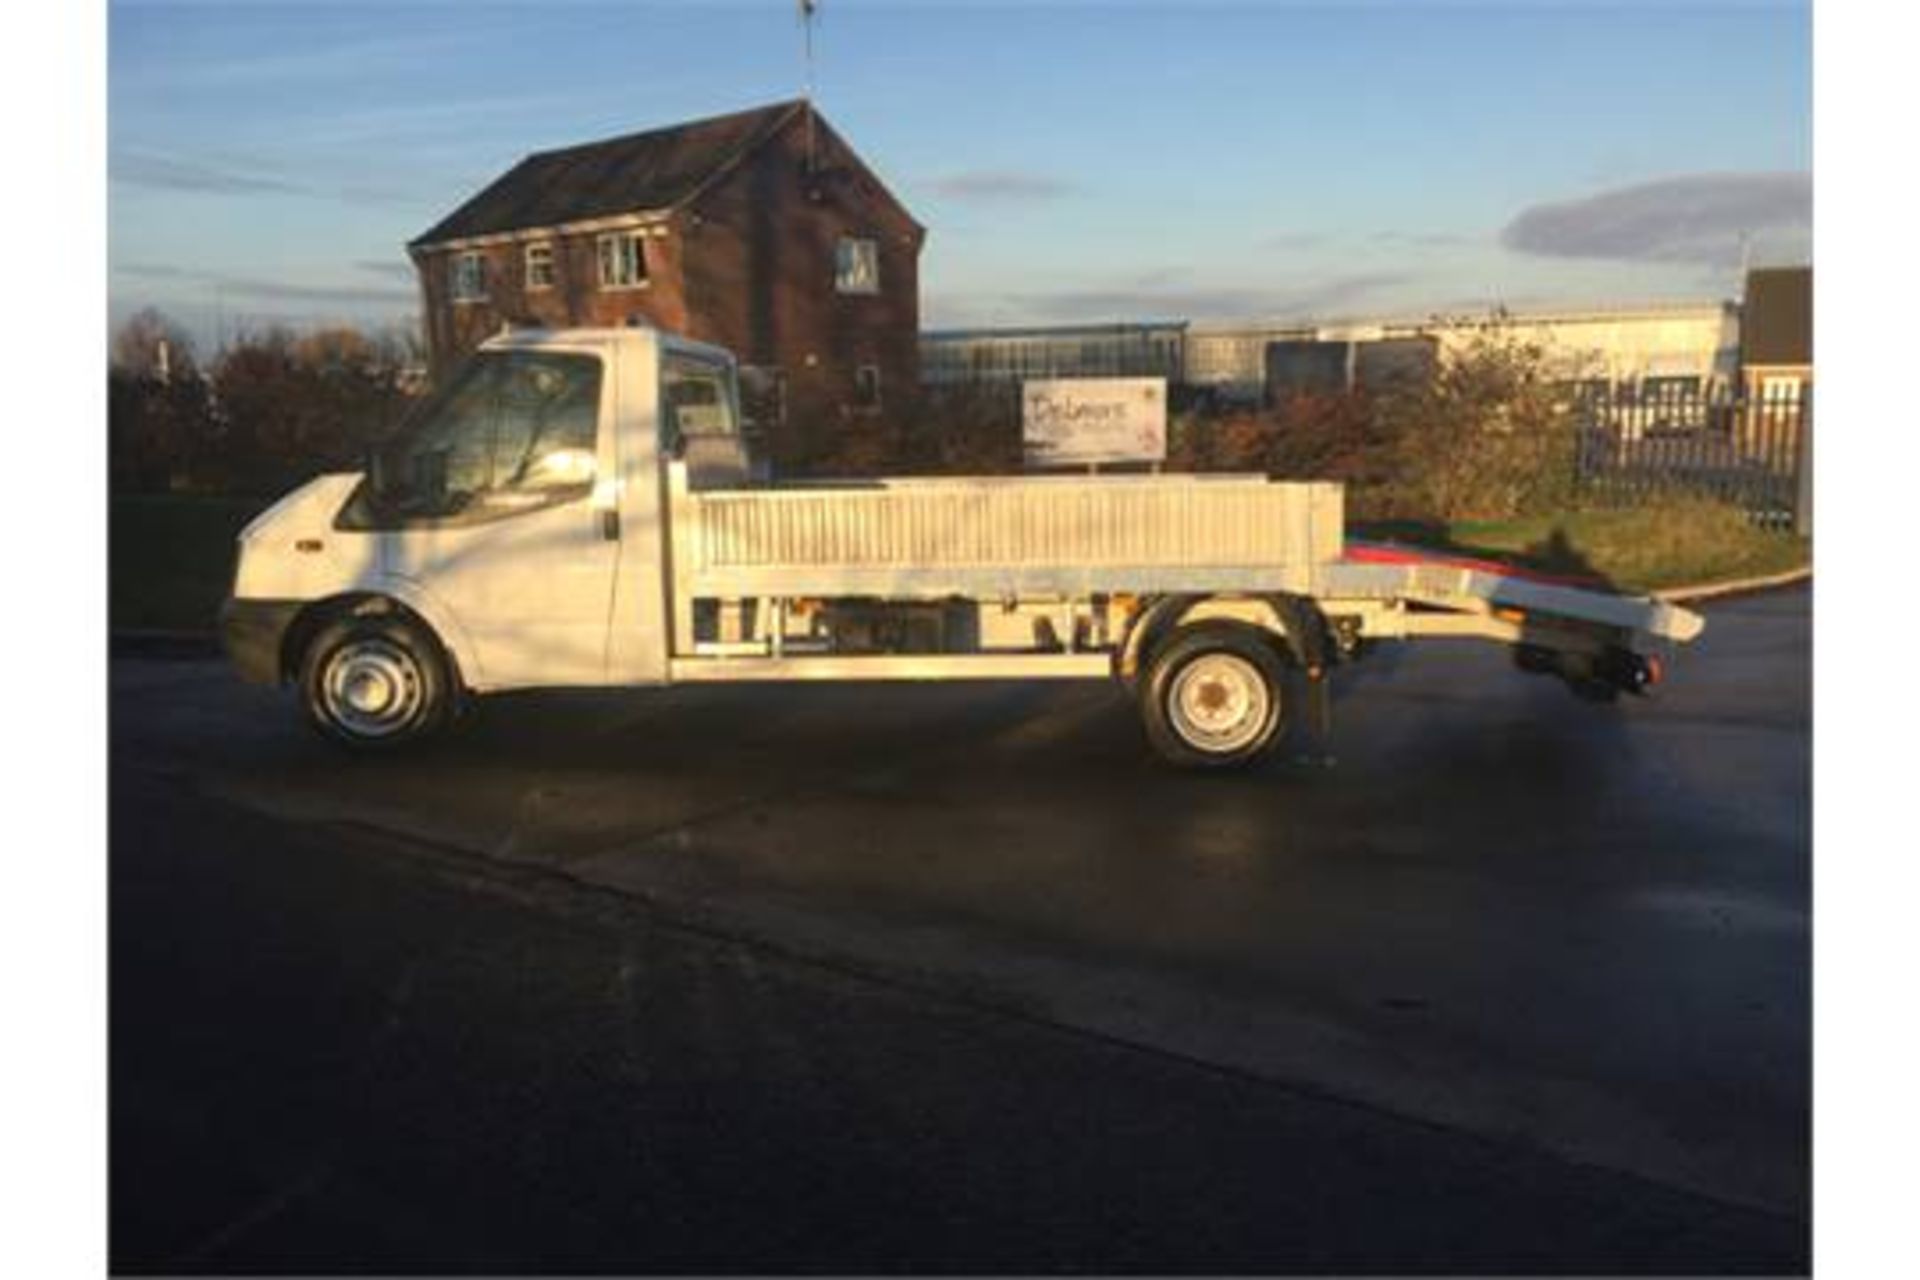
[
  {"x1": 925, "y1": 304, "x2": 1741, "y2": 398},
  {"x1": 1179, "y1": 304, "x2": 1740, "y2": 397},
  {"x1": 1421, "y1": 306, "x2": 1740, "y2": 389}
]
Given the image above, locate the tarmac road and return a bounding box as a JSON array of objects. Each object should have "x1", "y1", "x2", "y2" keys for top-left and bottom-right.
[{"x1": 110, "y1": 587, "x2": 1809, "y2": 1272}]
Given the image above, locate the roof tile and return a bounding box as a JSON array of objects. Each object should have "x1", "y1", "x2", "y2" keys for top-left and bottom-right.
[{"x1": 413, "y1": 100, "x2": 804, "y2": 246}]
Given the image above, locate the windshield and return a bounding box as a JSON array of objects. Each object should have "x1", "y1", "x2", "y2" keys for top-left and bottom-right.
[{"x1": 365, "y1": 350, "x2": 602, "y2": 523}]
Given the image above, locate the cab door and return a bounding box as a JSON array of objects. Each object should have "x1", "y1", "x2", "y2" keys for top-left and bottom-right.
[{"x1": 369, "y1": 344, "x2": 621, "y2": 689}]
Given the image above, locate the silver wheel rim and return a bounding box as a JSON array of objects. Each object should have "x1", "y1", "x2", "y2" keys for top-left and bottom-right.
[
  {"x1": 1168, "y1": 652, "x2": 1271, "y2": 754},
  {"x1": 320, "y1": 638, "x2": 424, "y2": 739}
]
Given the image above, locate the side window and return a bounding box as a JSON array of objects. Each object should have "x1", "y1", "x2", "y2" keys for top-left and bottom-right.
[
  {"x1": 360, "y1": 351, "x2": 602, "y2": 525},
  {"x1": 852, "y1": 364, "x2": 882, "y2": 411},
  {"x1": 491, "y1": 356, "x2": 601, "y2": 495},
  {"x1": 450, "y1": 251, "x2": 487, "y2": 302},
  {"x1": 662, "y1": 357, "x2": 740, "y2": 448},
  {"x1": 835, "y1": 236, "x2": 879, "y2": 294}
]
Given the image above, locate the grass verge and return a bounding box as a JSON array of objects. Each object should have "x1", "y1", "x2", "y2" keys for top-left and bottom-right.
[{"x1": 1353, "y1": 498, "x2": 1811, "y2": 593}]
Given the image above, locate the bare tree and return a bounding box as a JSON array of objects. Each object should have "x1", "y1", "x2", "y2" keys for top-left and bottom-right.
[
  {"x1": 109, "y1": 309, "x2": 213, "y2": 492},
  {"x1": 111, "y1": 307, "x2": 198, "y2": 380}
]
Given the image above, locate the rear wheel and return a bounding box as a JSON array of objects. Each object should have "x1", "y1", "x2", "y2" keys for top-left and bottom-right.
[
  {"x1": 1139, "y1": 624, "x2": 1288, "y2": 769},
  {"x1": 299, "y1": 612, "x2": 452, "y2": 750}
]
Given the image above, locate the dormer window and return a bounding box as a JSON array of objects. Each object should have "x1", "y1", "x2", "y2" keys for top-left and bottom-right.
[
  {"x1": 597, "y1": 232, "x2": 649, "y2": 290},
  {"x1": 450, "y1": 251, "x2": 487, "y2": 302}
]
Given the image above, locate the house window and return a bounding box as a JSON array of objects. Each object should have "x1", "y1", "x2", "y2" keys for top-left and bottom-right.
[
  {"x1": 853, "y1": 364, "x2": 882, "y2": 411},
  {"x1": 450, "y1": 251, "x2": 487, "y2": 303},
  {"x1": 1760, "y1": 375, "x2": 1804, "y2": 403},
  {"x1": 525, "y1": 242, "x2": 555, "y2": 291},
  {"x1": 597, "y1": 232, "x2": 648, "y2": 289},
  {"x1": 835, "y1": 236, "x2": 879, "y2": 294}
]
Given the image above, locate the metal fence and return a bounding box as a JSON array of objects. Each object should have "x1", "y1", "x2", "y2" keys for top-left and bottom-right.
[{"x1": 1572, "y1": 384, "x2": 1810, "y2": 531}]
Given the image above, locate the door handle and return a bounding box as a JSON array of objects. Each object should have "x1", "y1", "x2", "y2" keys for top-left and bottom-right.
[{"x1": 598, "y1": 509, "x2": 620, "y2": 541}]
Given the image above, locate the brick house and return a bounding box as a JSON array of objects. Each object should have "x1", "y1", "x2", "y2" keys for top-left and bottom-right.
[
  {"x1": 1735, "y1": 266, "x2": 1812, "y2": 458},
  {"x1": 1740, "y1": 266, "x2": 1813, "y2": 401},
  {"x1": 408, "y1": 99, "x2": 924, "y2": 462}
]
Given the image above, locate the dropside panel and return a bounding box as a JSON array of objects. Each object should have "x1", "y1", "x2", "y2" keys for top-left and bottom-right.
[{"x1": 670, "y1": 467, "x2": 1343, "y2": 602}]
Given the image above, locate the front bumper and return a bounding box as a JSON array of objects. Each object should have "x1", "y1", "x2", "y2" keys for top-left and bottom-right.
[{"x1": 219, "y1": 597, "x2": 304, "y2": 685}]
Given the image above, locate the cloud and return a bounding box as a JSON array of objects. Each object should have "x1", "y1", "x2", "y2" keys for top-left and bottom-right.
[
  {"x1": 113, "y1": 27, "x2": 505, "y2": 94},
  {"x1": 1370, "y1": 230, "x2": 1473, "y2": 247},
  {"x1": 111, "y1": 147, "x2": 433, "y2": 207},
  {"x1": 1257, "y1": 231, "x2": 1332, "y2": 251},
  {"x1": 1274, "y1": 272, "x2": 1412, "y2": 315},
  {"x1": 114, "y1": 262, "x2": 414, "y2": 307},
  {"x1": 1501, "y1": 172, "x2": 1811, "y2": 266},
  {"x1": 355, "y1": 259, "x2": 418, "y2": 282},
  {"x1": 111, "y1": 150, "x2": 307, "y2": 197},
  {"x1": 925, "y1": 170, "x2": 1076, "y2": 202},
  {"x1": 114, "y1": 264, "x2": 198, "y2": 281},
  {"x1": 927, "y1": 271, "x2": 1410, "y2": 327},
  {"x1": 1256, "y1": 229, "x2": 1473, "y2": 253}
]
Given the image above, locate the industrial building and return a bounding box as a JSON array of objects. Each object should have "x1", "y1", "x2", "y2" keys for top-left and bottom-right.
[
  {"x1": 919, "y1": 321, "x2": 1187, "y2": 387},
  {"x1": 921, "y1": 300, "x2": 1747, "y2": 406}
]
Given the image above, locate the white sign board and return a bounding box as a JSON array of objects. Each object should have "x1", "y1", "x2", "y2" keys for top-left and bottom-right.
[{"x1": 1022, "y1": 378, "x2": 1167, "y2": 467}]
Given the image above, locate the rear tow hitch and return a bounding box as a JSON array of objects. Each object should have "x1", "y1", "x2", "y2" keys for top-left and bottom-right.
[{"x1": 1515, "y1": 644, "x2": 1663, "y2": 701}]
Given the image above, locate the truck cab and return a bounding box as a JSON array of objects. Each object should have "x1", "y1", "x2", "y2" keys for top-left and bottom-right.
[{"x1": 224, "y1": 328, "x2": 745, "y2": 735}]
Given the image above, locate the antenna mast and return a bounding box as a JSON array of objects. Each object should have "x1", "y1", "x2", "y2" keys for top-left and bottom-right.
[{"x1": 799, "y1": 0, "x2": 818, "y2": 172}]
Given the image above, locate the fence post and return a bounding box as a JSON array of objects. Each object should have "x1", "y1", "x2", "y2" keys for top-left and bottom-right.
[{"x1": 1793, "y1": 386, "x2": 1813, "y2": 538}]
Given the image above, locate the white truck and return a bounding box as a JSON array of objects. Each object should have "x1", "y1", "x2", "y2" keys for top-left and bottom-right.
[{"x1": 221, "y1": 326, "x2": 1704, "y2": 768}]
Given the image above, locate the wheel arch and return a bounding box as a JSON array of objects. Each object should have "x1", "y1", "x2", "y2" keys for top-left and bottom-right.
[
  {"x1": 1119, "y1": 592, "x2": 1331, "y2": 682},
  {"x1": 280, "y1": 590, "x2": 468, "y2": 694}
]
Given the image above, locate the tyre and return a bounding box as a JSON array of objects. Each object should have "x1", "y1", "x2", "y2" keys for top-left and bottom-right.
[
  {"x1": 1139, "y1": 623, "x2": 1288, "y2": 769},
  {"x1": 299, "y1": 611, "x2": 453, "y2": 750}
]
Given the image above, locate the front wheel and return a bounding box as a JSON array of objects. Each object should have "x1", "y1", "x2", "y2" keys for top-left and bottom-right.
[
  {"x1": 299, "y1": 612, "x2": 453, "y2": 750},
  {"x1": 1139, "y1": 624, "x2": 1288, "y2": 769}
]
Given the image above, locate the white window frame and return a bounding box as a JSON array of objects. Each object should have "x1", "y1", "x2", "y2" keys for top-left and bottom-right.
[
  {"x1": 835, "y1": 236, "x2": 879, "y2": 295},
  {"x1": 524, "y1": 241, "x2": 555, "y2": 292},
  {"x1": 450, "y1": 251, "x2": 488, "y2": 303},
  {"x1": 597, "y1": 231, "x2": 649, "y2": 291}
]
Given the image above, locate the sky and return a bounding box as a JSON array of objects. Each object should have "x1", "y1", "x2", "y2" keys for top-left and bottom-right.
[{"x1": 108, "y1": 0, "x2": 1812, "y2": 351}]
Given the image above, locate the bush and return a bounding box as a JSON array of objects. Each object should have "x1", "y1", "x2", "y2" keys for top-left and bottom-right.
[
  {"x1": 1373, "y1": 321, "x2": 1577, "y2": 522},
  {"x1": 211, "y1": 327, "x2": 418, "y2": 494},
  {"x1": 1167, "y1": 390, "x2": 1399, "y2": 500},
  {"x1": 109, "y1": 367, "x2": 218, "y2": 494},
  {"x1": 108, "y1": 311, "x2": 422, "y2": 496},
  {"x1": 790, "y1": 384, "x2": 1024, "y2": 478}
]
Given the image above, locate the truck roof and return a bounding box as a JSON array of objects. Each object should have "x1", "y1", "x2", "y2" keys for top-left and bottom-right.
[{"x1": 479, "y1": 324, "x2": 736, "y2": 368}]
